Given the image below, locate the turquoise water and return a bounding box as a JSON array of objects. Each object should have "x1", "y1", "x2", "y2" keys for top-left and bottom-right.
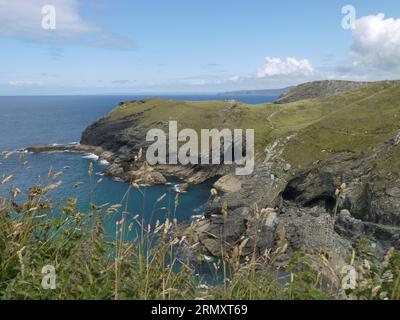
[
  {"x1": 0, "y1": 94, "x2": 277, "y2": 224},
  {"x1": 0, "y1": 94, "x2": 276, "y2": 281},
  {"x1": 0, "y1": 95, "x2": 275, "y2": 213},
  {"x1": 0, "y1": 95, "x2": 276, "y2": 226},
  {"x1": 0, "y1": 151, "x2": 212, "y2": 235}
]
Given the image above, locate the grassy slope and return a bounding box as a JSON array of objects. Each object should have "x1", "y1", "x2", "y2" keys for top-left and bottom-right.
[
  {"x1": 3, "y1": 81, "x2": 400, "y2": 300},
  {"x1": 100, "y1": 81, "x2": 400, "y2": 170},
  {"x1": 2, "y1": 185, "x2": 398, "y2": 300},
  {"x1": 282, "y1": 81, "x2": 400, "y2": 168},
  {"x1": 275, "y1": 80, "x2": 369, "y2": 104}
]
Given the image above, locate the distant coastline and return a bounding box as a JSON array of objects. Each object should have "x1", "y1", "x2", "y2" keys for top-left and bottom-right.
[{"x1": 218, "y1": 86, "x2": 293, "y2": 97}]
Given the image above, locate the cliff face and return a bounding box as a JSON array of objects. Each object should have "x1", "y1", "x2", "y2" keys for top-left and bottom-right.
[{"x1": 80, "y1": 81, "x2": 400, "y2": 259}]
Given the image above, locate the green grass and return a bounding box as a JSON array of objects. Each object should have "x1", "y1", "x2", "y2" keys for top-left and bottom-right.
[
  {"x1": 275, "y1": 80, "x2": 370, "y2": 104},
  {"x1": 0, "y1": 153, "x2": 399, "y2": 300},
  {"x1": 1, "y1": 182, "x2": 398, "y2": 300},
  {"x1": 98, "y1": 81, "x2": 400, "y2": 170},
  {"x1": 0, "y1": 169, "x2": 312, "y2": 300},
  {"x1": 2, "y1": 80, "x2": 400, "y2": 300}
]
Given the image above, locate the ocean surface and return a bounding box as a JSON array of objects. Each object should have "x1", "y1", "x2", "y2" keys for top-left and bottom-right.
[
  {"x1": 0, "y1": 95, "x2": 276, "y2": 224},
  {"x1": 0, "y1": 94, "x2": 276, "y2": 277}
]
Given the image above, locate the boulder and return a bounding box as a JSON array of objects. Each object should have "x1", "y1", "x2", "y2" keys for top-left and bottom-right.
[
  {"x1": 128, "y1": 168, "x2": 167, "y2": 185},
  {"x1": 105, "y1": 163, "x2": 124, "y2": 177},
  {"x1": 190, "y1": 206, "x2": 276, "y2": 257},
  {"x1": 263, "y1": 209, "x2": 278, "y2": 227},
  {"x1": 213, "y1": 175, "x2": 242, "y2": 193},
  {"x1": 177, "y1": 183, "x2": 190, "y2": 192},
  {"x1": 283, "y1": 163, "x2": 292, "y2": 172},
  {"x1": 99, "y1": 151, "x2": 115, "y2": 162}
]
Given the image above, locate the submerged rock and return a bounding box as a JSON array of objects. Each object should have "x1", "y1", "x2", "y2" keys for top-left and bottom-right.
[{"x1": 177, "y1": 183, "x2": 190, "y2": 192}]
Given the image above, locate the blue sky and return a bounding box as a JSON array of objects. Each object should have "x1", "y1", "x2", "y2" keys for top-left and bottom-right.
[{"x1": 1, "y1": 0, "x2": 400, "y2": 95}]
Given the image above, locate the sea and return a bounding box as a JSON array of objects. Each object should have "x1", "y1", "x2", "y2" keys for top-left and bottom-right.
[{"x1": 0, "y1": 94, "x2": 276, "y2": 279}]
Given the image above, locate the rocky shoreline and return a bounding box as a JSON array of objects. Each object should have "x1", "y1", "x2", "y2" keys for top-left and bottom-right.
[
  {"x1": 21, "y1": 81, "x2": 400, "y2": 273},
  {"x1": 23, "y1": 143, "x2": 222, "y2": 186},
  {"x1": 22, "y1": 133, "x2": 400, "y2": 268}
]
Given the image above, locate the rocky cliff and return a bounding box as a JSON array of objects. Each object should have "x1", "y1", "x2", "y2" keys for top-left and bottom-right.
[{"x1": 79, "y1": 80, "x2": 400, "y2": 264}]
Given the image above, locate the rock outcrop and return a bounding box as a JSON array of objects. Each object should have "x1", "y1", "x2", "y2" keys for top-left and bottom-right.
[
  {"x1": 24, "y1": 143, "x2": 104, "y2": 155},
  {"x1": 213, "y1": 175, "x2": 242, "y2": 193},
  {"x1": 25, "y1": 80, "x2": 400, "y2": 261},
  {"x1": 128, "y1": 162, "x2": 167, "y2": 185}
]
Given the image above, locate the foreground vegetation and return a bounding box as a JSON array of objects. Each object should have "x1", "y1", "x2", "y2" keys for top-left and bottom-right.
[
  {"x1": 0, "y1": 161, "x2": 399, "y2": 300},
  {"x1": 2, "y1": 81, "x2": 400, "y2": 300}
]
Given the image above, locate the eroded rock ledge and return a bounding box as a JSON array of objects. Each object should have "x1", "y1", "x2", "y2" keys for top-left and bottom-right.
[
  {"x1": 22, "y1": 143, "x2": 222, "y2": 185},
  {"x1": 23, "y1": 132, "x2": 400, "y2": 264},
  {"x1": 23, "y1": 81, "x2": 400, "y2": 264}
]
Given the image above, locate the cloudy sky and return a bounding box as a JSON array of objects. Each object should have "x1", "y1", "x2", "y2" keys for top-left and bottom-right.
[{"x1": 1, "y1": 0, "x2": 400, "y2": 94}]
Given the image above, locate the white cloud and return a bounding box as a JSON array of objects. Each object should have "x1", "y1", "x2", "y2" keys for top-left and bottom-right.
[
  {"x1": 257, "y1": 57, "x2": 315, "y2": 78},
  {"x1": 0, "y1": 0, "x2": 96, "y2": 38},
  {"x1": 350, "y1": 13, "x2": 400, "y2": 71},
  {"x1": 229, "y1": 75, "x2": 240, "y2": 82},
  {"x1": 0, "y1": 0, "x2": 134, "y2": 50},
  {"x1": 172, "y1": 57, "x2": 317, "y2": 90},
  {"x1": 8, "y1": 80, "x2": 43, "y2": 86}
]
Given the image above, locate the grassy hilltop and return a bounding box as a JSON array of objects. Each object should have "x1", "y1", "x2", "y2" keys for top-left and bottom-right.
[
  {"x1": 82, "y1": 79, "x2": 400, "y2": 228},
  {"x1": 3, "y1": 80, "x2": 400, "y2": 300},
  {"x1": 275, "y1": 80, "x2": 370, "y2": 104},
  {"x1": 86, "y1": 80, "x2": 400, "y2": 170}
]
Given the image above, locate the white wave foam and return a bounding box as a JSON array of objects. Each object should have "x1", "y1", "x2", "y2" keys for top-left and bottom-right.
[
  {"x1": 193, "y1": 205, "x2": 205, "y2": 213},
  {"x1": 173, "y1": 185, "x2": 181, "y2": 193},
  {"x1": 191, "y1": 214, "x2": 204, "y2": 221},
  {"x1": 173, "y1": 184, "x2": 187, "y2": 193},
  {"x1": 83, "y1": 153, "x2": 99, "y2": 161},
  {"x1": 99, "y1": 159, "x2": 110, "y2": 166}
]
